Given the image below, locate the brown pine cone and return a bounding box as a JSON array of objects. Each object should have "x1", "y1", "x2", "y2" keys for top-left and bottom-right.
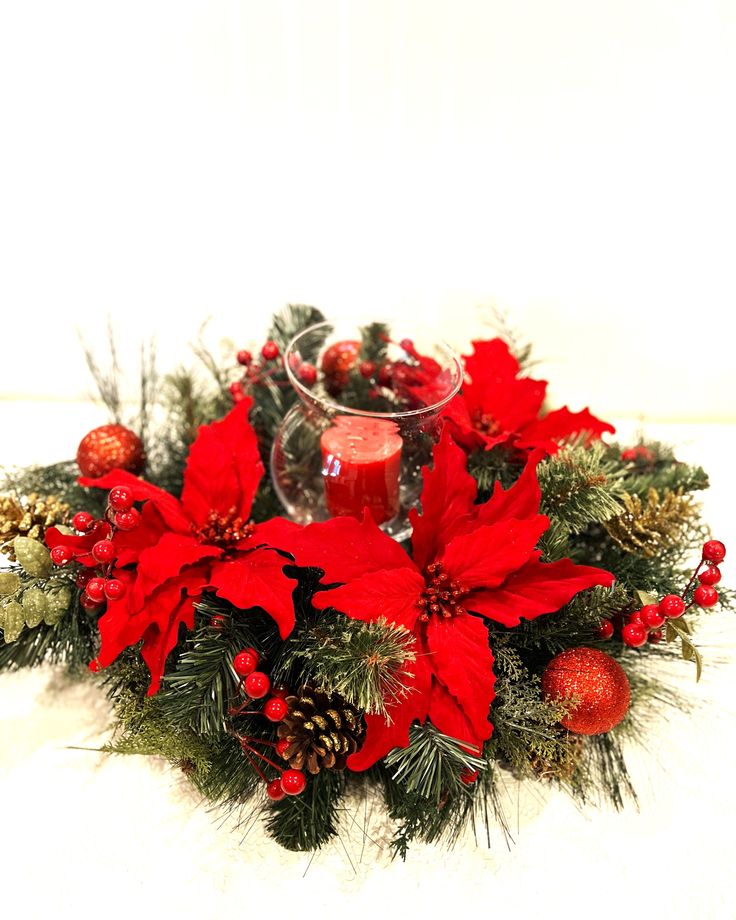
[
  {"x1": 0, "y1": 494, "x2": 70, "y2": 560},
  {"x1": 277, "y1": 685, "x2": 365, "y2": 775}
]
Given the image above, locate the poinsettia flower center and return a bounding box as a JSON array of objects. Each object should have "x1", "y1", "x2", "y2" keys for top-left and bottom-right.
[
  {"x1": 193, "y1": 507, "x2": 255, "y2": 547},
  {"x1": 416, "y1": 561, "x2": 470, "y2": 622},
  {"x1": 472, "y1": 410, "x2": 502, "y2": 436}
]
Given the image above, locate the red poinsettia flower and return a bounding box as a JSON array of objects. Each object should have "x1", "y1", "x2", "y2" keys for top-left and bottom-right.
[
  {"x1": 75, "y1": 399, "x2": 299, "y2": 694},
  {"x1": 443, "y1": 338, "x2": 615, "y2": 454},
  {"x1": 279, "y1": 431, "x2": 614, "y2": 770}
]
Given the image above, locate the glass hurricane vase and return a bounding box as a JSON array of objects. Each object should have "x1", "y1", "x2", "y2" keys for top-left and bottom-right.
[{"x1": 270, "y1": 320, "x2": 463, "y2": 542}]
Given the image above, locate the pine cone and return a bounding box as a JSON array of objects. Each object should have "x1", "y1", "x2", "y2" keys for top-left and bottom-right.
[
  {"x1": 277, "y1": 686, "x2": 365, "y2": 774},
  {"x1": 0, "y1": 494, "x2": 70, "y2": 560}
]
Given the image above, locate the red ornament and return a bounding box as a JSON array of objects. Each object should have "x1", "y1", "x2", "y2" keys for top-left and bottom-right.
[
  {"x1": 542, "y1": 647, "x2": 631, "y2": 735},
  {"x1": 659, "y1": 594, "x2": 685, "y2": 618},
  {"x1": 76, "y1": 425, "x2": 145, "y2": 479},
  {"x1": 261, "y1": 341, "x2": 280, "y2": 361},
  {"x1": 233, "y1": 649, "x2": 259, "y2": 677},
  {"x1": 698, "y1": 565, "x2": 722, "y2": 586},
  {"x1": 104, "y1": 579, "x2": 126, "y2": 601},
  {"x1": 263, "y1": 697, "x2": 289, "y2": 722},
  {"x1": 237, "y1": 349, "x2": 252, "y2": 366},
  {"x1": 703, "y1": 540, "x2": 726, "y2": 564},
  {"x1": 640, "y1": 604, "x2": 665, "y2": 629},
  {"x1": 266, "y1": 779, "x2": 286, "y2": 801},
  {"x1": 297, "y1": 363, "x2": 318, "y2": 387},
  {"x1": 693, "y1": 585, "x2": 719, "y2": 608},
  {"x1": 50, "y1": 545, "x2": 74, "y2": 566},
  {"x1": 622, "y1": 622, "x2": 648, "y2": 647},
  {"x1": 72, "y1": 511, "x2": 95, "y2": 533},
  {"x1": 114, "y1": 509, "x2": 141, "y2": 532},
  {"x1": 244, "y1": 671, "x2": 271, "y2": 699},
  {"x1": 280, "y1": 769, "x2": 307, "y2": 796},
  {"x1": 595, "y1": 619, "x2": 614, "y2": 640},
  {"x1": 108, "y1": 486, "x2": 134, "y2": 512},
  {"x1": 85, "y1": 578, "x2": 106, "y2": 603},
  {"x1": 92, "y1": 540, "x2": 116, "y2": 564},
  {"x1": 321, "y1": 340, "x2": 361, "y2": 379}
]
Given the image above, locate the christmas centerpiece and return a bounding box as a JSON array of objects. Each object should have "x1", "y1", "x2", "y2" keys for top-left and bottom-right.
[{"x1": 0, "y1": 305, "x2": 730, "y2": 857}]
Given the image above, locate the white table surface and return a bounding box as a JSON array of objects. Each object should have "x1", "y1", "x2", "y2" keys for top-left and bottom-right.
[{"x1": 1, "y1": 402, "x2": 735, "y2": 920}]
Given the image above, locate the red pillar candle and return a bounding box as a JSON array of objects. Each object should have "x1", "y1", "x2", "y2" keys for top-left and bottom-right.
[{"x1": 320, "y1": 416, "x2": 402, "y2": 524}]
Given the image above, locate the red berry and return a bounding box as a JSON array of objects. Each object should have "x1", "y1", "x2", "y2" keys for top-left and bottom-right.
[
  {"x1": 261, "y1": 341, "x2": 280, "y2": 361},
  {"x1": 460, "y1": 768, "x2": 478, "y2": 785},
  {"x1": 263, "y1": 697, "x2": 289, "y2": 722},
  {"x1": 50, "y1": 545, "x2": 74, "y2": 566},
  {"x1": 108, "y1": 486, "x2": 134, "y2": 512},
  {"x1": 280, "y1": 769, "x2": 306, "y2": 796},
  {"x1": 703, "y1": 540, "x2": 726, "y2": 564},
  {"x1": 85, "y1": 578, "x2": 106, "y2": 603},
  {"x1": 229, "y1": 381, "x2": 245, "y2": 402},
  {"x1": 92, "y1": 540, "x2": 116, "y2": 564},
  {"x1": 627, "y1": 609, "x2": 645, "y2": 626},
  {"x1": 266, "y1": 779, "x2": 286, "y2": 801},
  {"x1": 359, "y1": 360, "x2": 376, "y2": 379},
  {"x1": 114, "y1": 509, "x2": 140, "y2": 531},
  {"x1": 648, "y1": 629, "x2": 663, "y2": 644},
  {"x1": 104, "y1": 578, "x2": 126, "y2": 601},
  {"x1": 698, "y1": 565, "x2": 722, "y2": 586},
  {"x1": 244, "y1": 671, "x2": 271, "y2": 699},
  {"x1": 75, "y1": 570, "x2": 93, "y2": 589},
  {"x1": 72, "y1": 511, "x2": 95, "y2": 533},
  {"x1": 640, "y1": 604, "x2": 666, "y2": 629},
  {"x1": 297, "y1": 363, "x2": 317, "y2": 386},
  {"x1": 209, "y1": 613, "x2": 226, "y2": 631},
  {"x1": 399, "y1": 338, "x2": 415, "y2": 354},
  {"x1": 659, "y1": 594, "x2": 685, "y2": 619},
  {"x1": 621, "y1": 445, "x2": 655, "y2": 464},
  {"x1": 237, "y1": 349, "x2": 252, "y2": 366},
  {"x1": 233, "y1": 649, "x2": 259, "y2": 677},
  {"x1": 595, "y1": 619, "x2": 614, "y2": 640},
  {"x1": 276, "y1": 738, "x2": 291, "y2": 759},
  {"x1": 622, "y1": 622, "x2": 648, "y2": 648},
  {"x1": 377, "y1": 363, "x2": 393, "y2": 386},
  {"x1": 271, "y1": 682, "x2": 290, "y2": 698},
  {"x1": 80, "y1": 593, "x2": 103, "y2": 611},
  {"x1": 693, "y1": 585, "x2": 719, "y2": 608}
]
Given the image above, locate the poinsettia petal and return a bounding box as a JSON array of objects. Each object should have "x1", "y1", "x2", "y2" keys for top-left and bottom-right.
[
  {"x1": 181, "y1": 399, "x2": 264, "y2": 528},
  {"x1": 467, "y1": 552, "x2": 615, "y2": 626},
  {"x1": 518, "y1": 407, "x2": 616, "y2": 451},
  {"x1": 474, "y1": 448, "x2": 545, "y2": 528},
  {"x1": 140, "y1": 590, "x2": 198, "y2": 695},
  {"x1": 441, "y1": 394, "x2": 487, "y2": 452},
  {"x1": 440, "y1": 516, "x2": 549, "y2": 590},
  {"x1": 78, "y1": 470, "x2": 191, "y2": 533},
  {"x1": 312, "y1": 566, "x2": 425, "y2": 631},
  {"x1": 247, "y1": 517, "x2": 302, "y2": 551},
  {"x1": 424, "y1": 614, "x2": 495, "y2": 745},
  {"x1": 347, "y1": 656, "x2": 432, "y2": 771},
  {"x1": 463, "y1": 339, "x2": 547, "y2": 432},
  {"x1": 209, "y1": 546, "x2": 300, "y2": 638},
  {"x1": 132, "y1": 532, "x2": 221, "y2": 606},
  {"x1": 112, "y1": 502, "x2": 169, "y2": 567},
  {"x1": 272, "y1": 511, "x2": 410, "y2": 584},
  {"x1": 409, "y1": 429, "x2": 478, "y2": 569}
]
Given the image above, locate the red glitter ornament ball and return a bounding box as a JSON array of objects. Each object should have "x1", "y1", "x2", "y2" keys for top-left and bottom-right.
[
  {"x1": 542, "y1": 647, "x2": 631, "y2": 736},
  {"x1": 76, "y1": 425, "x2": 145, "y2": 478},
  {"x1": 321, "y1": 340, "x2": 361, "y2": 378}
]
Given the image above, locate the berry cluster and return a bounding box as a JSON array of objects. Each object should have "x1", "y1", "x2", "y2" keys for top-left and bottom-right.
[
  {"x1": 227, "y1": 648, "x2": 305, "y2": 800},
  {"x1": 597, "y1": 539, "x2": 726, "y2": 648},
  {"x1": 49, "y1": 486, "x2": 140, "y2": 612},
  {"x1": 229, "y1": 340, "x2": 297, "y2": 402}
]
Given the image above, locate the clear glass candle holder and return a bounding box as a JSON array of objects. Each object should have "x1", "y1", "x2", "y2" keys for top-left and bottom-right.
[{"x1": 270, "y1": 320, "x2": 463, "y2": 541}]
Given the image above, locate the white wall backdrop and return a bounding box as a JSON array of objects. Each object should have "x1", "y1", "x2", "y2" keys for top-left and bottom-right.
[{"x1": 2, "y1": 1, "x2": 734, "y2": 420}]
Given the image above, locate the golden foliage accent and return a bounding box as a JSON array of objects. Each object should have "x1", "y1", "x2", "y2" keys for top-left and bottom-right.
[
  {"x1": 0, "y1": 493, "x2": 70, "y2": 560},
  {"x1": 605, "y1": 487, "x2": 698, "y2": 558}
]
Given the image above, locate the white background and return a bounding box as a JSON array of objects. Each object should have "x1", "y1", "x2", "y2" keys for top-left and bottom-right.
[{"x1": 2, "y1": 3, "x2": 736, "y2": 918}]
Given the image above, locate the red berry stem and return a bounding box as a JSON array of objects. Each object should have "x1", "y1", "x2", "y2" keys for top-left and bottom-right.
[
  {"x1": 241, "y1": 747, "x2": 269, "y2": 784},
  {"x1": 680, "y1": 558, "x2": 705, "y2": 602}
]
